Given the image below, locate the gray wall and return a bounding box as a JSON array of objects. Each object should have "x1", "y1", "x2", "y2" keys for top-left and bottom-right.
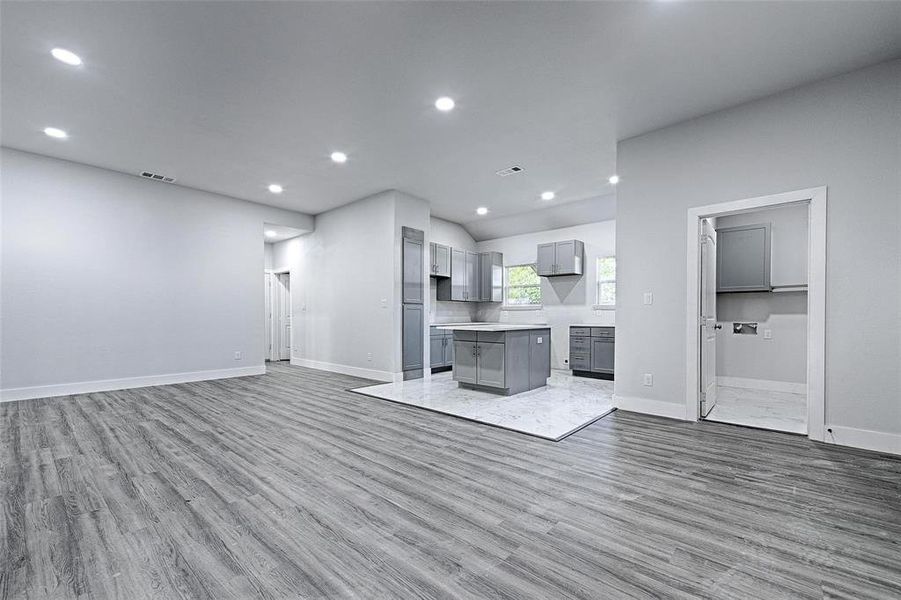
[
  {"x1": 1, "y1": 148, "x2": 313, "y2": 396},
  {"x1": 615, "y1": 59, "x2": 900, "y2": 436},
  {"x1": 270, "y1": 191, "x2": 399, "y2": 379}
]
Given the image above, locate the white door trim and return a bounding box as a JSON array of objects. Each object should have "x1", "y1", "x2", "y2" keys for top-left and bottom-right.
[{"x1": 684, "y1": 186, "x2": 826, "y2": 442}]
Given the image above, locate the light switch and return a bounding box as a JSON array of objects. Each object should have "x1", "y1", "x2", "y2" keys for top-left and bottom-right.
[{"x1": 643, "y1": 292, "x2": 653, "y2": 305}]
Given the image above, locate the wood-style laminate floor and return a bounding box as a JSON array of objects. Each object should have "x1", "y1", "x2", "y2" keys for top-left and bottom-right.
[{"x1": 2, "y1": 362, "x2": 899, "y2": 600}]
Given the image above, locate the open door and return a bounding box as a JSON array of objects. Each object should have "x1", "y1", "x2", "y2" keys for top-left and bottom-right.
[
  {"x1": 699, "y1": 218, "x2": 719, "y2": 417},
  {"x1": 274, "y1": 273, "x2": 291, "y2": 360}
]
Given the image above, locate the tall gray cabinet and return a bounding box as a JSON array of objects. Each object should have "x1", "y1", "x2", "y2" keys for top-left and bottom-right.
[{"x1": 401, "y1": 227, "x2": 424, "y2": 379}]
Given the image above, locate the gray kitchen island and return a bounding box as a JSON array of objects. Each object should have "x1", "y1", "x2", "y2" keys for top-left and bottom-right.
[{"x1": 436, "y1": 324, "x2": 551, "y2": 395}]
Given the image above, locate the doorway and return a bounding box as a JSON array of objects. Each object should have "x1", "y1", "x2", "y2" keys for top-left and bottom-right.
[
  {"x1": 266, "y1": 271, "x2": 291, "y2": 361},
  {"x1": 685, "y1": 187, "x2": 826, "y2": 441}
]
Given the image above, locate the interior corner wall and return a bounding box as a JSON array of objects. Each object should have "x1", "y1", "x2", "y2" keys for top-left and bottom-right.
[
  {"x1": 275, "y1": 191, "x2": 400, "y2": 380},
  {"x1": 1, "y1": 148, "x2": 313, "y2": 399},
  {"x1": 615, "y1": 60, "x2": 900, "y2": 440}
]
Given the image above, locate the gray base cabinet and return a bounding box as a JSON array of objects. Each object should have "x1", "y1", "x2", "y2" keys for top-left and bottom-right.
[
  {"x1": 453, "y1": 328, "x2": 550, "y2": 395},
  {"x1": 429, "y1": 327, "x2": 454, "y2": 371},
  {"x1": 570, "y1": 326, "x2": 614, "y2": 379}
]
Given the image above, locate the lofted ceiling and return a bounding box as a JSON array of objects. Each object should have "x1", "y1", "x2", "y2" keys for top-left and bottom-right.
[{"x1": 2, "y1": 1, "x2": 900, "y2": 238}]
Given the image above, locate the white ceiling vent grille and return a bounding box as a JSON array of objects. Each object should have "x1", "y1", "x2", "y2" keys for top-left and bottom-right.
[
  {"x1": 495, "y1": 165, "x2": 523, "y2": 177},
  {"x1": 140, "y1": 171, "x2": 176, "y2": 183}
]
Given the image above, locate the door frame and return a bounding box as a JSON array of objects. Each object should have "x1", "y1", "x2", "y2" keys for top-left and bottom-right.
[{"x1": 684, "y1": 186, "x2": 827, "y2": 441}]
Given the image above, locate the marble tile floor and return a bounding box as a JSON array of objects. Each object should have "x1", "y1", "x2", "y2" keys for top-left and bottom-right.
[
  {"x1": 351, "y1": 369, "x2": 615, "y2": 441},
  {"x1": 705, "y1": 385, "x2": 807, "y2": 434}
]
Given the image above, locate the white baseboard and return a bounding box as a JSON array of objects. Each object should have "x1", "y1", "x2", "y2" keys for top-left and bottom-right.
[
  {"x1": 824, "y1": 425, "x2": 901, "y2": 456},
  {"x1": 614, "y1": 394, "x2": 687, "y2": 420},
  {"x1": 0, "y1": 365, "x2": 266, "y2": 403},
  {"x1": 717, "y1": 376, "x2": 806, "y2": 395},
  {"x1": 290, "y1": 358, "x2": 400, "y2": 383}
]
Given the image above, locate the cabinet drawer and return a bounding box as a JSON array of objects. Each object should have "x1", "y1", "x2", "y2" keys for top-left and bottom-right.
[
  {"x1": 570, "y1": 353, "x2": 590, "y2": 370},
  {"x1": 570, "y1": 336, "x2": 591, "y2": 353},
  {"x1": 591, "y1": 327, "x2": 615, "y2": 338},
  {"x1": 571, "y1": 327, "x2": 591, "y2": 337},
  {"x1": 454, "y1": 330, "x2": 478, "y2": 342},
  {"x1": 477, "y1": 331, "x2": 506, "y2": 344}
]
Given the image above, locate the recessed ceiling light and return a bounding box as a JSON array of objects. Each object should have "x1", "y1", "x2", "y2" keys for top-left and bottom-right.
[
  {"x1": 608, "y1": 174, "x2": 620, "y2": 185},
  {"x1": 435, "y1": 96, "x2": 455, "y2": 112},
  {"x1": 330, "y1": 151, "x2": 347, "y2": 164},
  {"x1": 264, "y1": 230, "x2": 278, "y2": 238},
  {"x1": 476, "y1": 207, "x2": 489, "y2": 216},
  {"x1": 51, "y1": 47, "x2": 82, "y2": 66},
  {"x1": 43, "y1": 127, "x2": 68, "y2": 139},
  {"x1": 540, "y1": 191, "x2": 555, "y2": 201},
  {"x1": 268, "y1": 184, "x2": 283, "y2": 194}
]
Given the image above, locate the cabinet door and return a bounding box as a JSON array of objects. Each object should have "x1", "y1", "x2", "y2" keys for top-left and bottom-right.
[
  {"x1": 402, "y1": 304, "x2": 423, "y2": 371},
  {"x1": 402, "y1": 238, "x2": 423, "y2": 303},
  {"x1": 590, "y1": 338, "x2": 614, "y2": 373},
  {"x1": 476, "y1": 342, "x2": 506, "y2": 388},
  {"x1": 434, "y1": 244, "x2": 450, "y2": 277},
  {"x1": 453, "y1": 340, "x2": 477, "y2": 383},
  {"x1": 465, "y1": 251, "x2": 479, "y2": 301},
  {"x1": 429, "y1": 243, "x2": 437, "y2": 276},
  {"x1": 444, "y1": 335, "x2": 454, "y2": 365},
  {"x1": 429, "y1": 336, "x2": 445, "y2": 368},
  {"x1": 716, "y1": 224, "x2": 771, "y2": 292},
  {"x1": 450, "y1": 249, "x2": 466, "y2": 300},
  {"x1": 554, "y1": 240, "x2": 583, "y2": 275},
  {"x1": 536, "y1": 243, "x2": 556, "y2": 276}
]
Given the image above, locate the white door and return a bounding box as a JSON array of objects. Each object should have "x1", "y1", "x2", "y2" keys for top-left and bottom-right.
[
  {"x1": 264, "y1": 273, "x2": 273, "y2": 360},
  {"x1": 274, "y1": 273, "x2": 291, "y2": 360},
  {"x1": 700, "y1": 218, "x2": 719, "y2": 417}
]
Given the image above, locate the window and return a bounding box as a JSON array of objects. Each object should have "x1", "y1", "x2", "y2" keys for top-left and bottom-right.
[
  {"x1": 596, "y1": 256, "x2": 616, "y2": 307},
  {"x1": 504, "y1": 264, "x2": 542, "y2": 307}
]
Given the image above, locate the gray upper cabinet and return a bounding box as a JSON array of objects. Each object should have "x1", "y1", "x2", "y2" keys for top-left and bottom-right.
[
  {"x1": 478, "y1": 252, "x2": 503, "y2": 302},
  {"x1": 716, "y1": 223, "x2": 771, "y2": 292},
  {"x1": 537, "y1": 240, "x2": 584, "y2": 276},
  {"x1": 436, "y1": 248, "x2": 503, "y2": 303},
  {"x1": 429, "y1": 242, "x2": 450, "y2": 278},
  {"x1": 402, "y1": 237, "x2": 424, "y2": 303}
]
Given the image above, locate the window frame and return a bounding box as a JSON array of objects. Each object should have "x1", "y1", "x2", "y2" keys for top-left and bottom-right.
[
  {"x1": 503, "y1": 263, "x2": 543, "y2": 310},
  {"x1": 595, "y1": 256, "x2": 616, "y2": 310}
]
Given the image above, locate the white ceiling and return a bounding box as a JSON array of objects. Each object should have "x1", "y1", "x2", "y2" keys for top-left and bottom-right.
[{"x1": 3, "y1": 2, "x2": 900, "y2": 237}]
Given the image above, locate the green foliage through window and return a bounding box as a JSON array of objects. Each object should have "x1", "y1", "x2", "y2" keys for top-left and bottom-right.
[
  {"x1": 597, "y1": 257, "x2": 616, "y2": 306},
  {"x1": 505, "y1": 264, "x2": 541, "y2": 306}
]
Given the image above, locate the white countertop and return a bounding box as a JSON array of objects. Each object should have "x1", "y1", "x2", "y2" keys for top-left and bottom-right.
[
  {"x1": 570, "y1": 324, "x2": 615, "y2": 328},
  {"x1": 435, "y1": 323, "x2": 549, "y2": 332}
]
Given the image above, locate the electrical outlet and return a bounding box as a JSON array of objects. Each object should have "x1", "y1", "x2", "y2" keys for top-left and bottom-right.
[
  {"x1": 380, "y1": 298, "x2": 388, "y2": 308},
  {"x1": 763, "y1": 329, "x2": 773, "y2": 340},
  {"x1": 234, "y1": 351, "x2": 243, "y2": 361},
  {"x1": 643, "y1": 373, "x2": 653, "y2": 386},
  {"x1": 643, "y1": 292, "x2": 653, "y2": 305}
]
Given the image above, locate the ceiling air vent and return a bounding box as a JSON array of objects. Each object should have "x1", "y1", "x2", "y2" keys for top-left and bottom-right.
[
  {"x1": 140, "y1": 171, "x2": 176, "y2": 183},
  {"x1": 495, "y1": 165, "x2": 523, "y2": 177}
]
